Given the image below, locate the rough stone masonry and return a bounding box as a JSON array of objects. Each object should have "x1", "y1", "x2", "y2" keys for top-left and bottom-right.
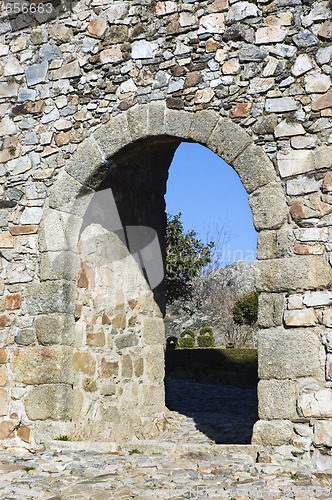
[{"x1": 0, "y1": 0, "x2": 332, "y2": 469}]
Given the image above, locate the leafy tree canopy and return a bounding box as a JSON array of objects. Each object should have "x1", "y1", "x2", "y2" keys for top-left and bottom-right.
[{"x1": 165, "y1": 213, "x2": 214, "y2": 303}]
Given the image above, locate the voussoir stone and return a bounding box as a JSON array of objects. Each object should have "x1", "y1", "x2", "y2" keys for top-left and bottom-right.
[
  {"x1": 94, "y1": 115, "x2": 132, "y2": 162},
  {"x1": 231, "y1": 144, "x2": 276, "y2": 194},
  {"x1": 207, "y1": 118, "x2": 253, "y2": 164}
]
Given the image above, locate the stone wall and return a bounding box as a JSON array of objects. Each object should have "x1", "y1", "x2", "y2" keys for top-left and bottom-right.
[{"x1": 0, "y1": 0, "x2": 331, "y2": 467}]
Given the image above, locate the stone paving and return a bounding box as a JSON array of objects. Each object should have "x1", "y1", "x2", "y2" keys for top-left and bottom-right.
[{"x1": 0, "y1": 379, "x2": 331, "y2": 499}]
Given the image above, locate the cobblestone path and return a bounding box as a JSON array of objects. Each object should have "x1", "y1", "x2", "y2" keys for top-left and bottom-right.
[{"x1": 0, "y1": 380, "x2": 331, "y2": 499}]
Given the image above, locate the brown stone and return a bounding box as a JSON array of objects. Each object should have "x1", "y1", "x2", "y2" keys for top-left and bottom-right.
[
  {"x1": 52, "y1": 61, "x2": 81, "y2": 81},
  {"x1": 134, "y1": 357, "x2": 144, "y2": 377},
  {"x1": 323, "y1": 308, "x2": 332, "y2": 327},
  {"x1": 100, "y1": 48, "x2": 123, "y2": 64},
  {"x1": 9, "y1": 225, "x2": 37, "y2": 235},
  {"x1": 102, "y1": 313, "x2": 111, "y2": 325},
  {"x1": 0, "y1": 349, "x2": 8, "y2": 364},
  {"x1": 121, "y1": 354, "x2": 133, "y2": 378},
  {"x1": 0, "y1": 420, "x2": 14, "y2": 439},
  {"x1": 86, "y1": 332, "x2": 105, "y2": 347},
  {"x1": 50, "y1": 25, "x2": 73, "y2": 42},
  {"x1": 5, "y1": 294, "x2": 21, "y2": 310},
  {"x1": 290, "y1": 202, "x2": 304, "y2": 220},
  {"x1": 17, "y1": 424, "x2": 30, "y2": 443},
  {"x1": 88, "y1": 18, "x2": 107, "y2": 38},
  {"x1": 229, "y1": 102, "x2": 251, "y2": 118},
  {"x1": 101, "y1": 358, "x2": 118, "y2": 377},
  {"x1": 77, "y1": 263, "x2": 89, "y2": 288},
  {"x1": 104, "y1": 25, "x2": 128, "y2": 44},
  {"x1": 0, "y1": 389, "x2": 8, "y2": 416},
  {"x1": 318, "y1": 20, "x2": 332, "y2": 39},
  {"x1": 0, "y1": 366, "x2": 7, "y2": 386},
  {"x1": 12, "y1": 100, "x2": 45, "y2": 115},
  {"x1": 0, "y1": 315, "x2": 11, "y2": 329},
  {"x1": 312, "y1": 89, "x2": 332, "y2": 111},
  {"x1": 172, "y1": 65, "x2": 186, "y2": 77},
  {"x1": 166, "y1": 14, "x2": 182, "y2": 35},
  {"x1": 207, "y1": 0, "x2": 228, "y2": 12},
  {"x1": 205, "y1": 38, "x2": 220, "y2": 52},
  {"x1": 73, "y1": 352, "x2": 96, "y2": 376},
  {"x1": 54, "y1": 128, "x2": 85, "y2": 147},
  {"x1": 283, "y1": 307, "x2": 318, "y2": 327},
  {"x1": 112, "y1": 313, "x2": 126, "y2": 329},
  {"x1": 166, "y1": 97, "x2": 184, "y2": 109},
  {"x1": 323, "y1": 171, "x2": 332, "y2": 192},
  {"x1": 82, "y1": 378, "x2": 97, "y2": 392},
  {"x1": 118, "y1": 99, "x2": 134, "y2": 111},
  {"x1": 184, "y1": 71, "x2": 201, "y2": 89},
  {"x1": 294, "y1": 243, "x2": 324, "y2": 255},
  {"x1": 0, "y1": 234, "x2": 14, "y2": 248}
]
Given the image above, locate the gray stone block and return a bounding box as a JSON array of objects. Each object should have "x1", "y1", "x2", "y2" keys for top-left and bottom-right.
[
  {"x1": 189, "y1": 110, "x2": 219, "y2": 144},
  {"x1": 65, "y1": 137, "x2": 107, "y2": 189},
  {"x1": 142, "y1": 317, "x2": 165, "y2": 346},
  {"x1": 164, "y1": 109, "x2": 193, "y2": 139},
  {"x1": 94, "y1": 115, "x2": 132, "y2": 161},
  {"x1": 207, "y1": 118, "x2": 253, "y2": 164},
  {"x1": 39, "y1": 208, "x2": 82, "y2": 253},
  {"x1": 255, "y1": 255, "x2": 332, "y2": 292},
  {"x1": 126, "y1": 105, "x2": 148, "y2": 142},
  {"x1": 249, "y1": 182, "x2": 288, "y2": 230},
  {"x1": 35, "y1": 314, "x2": 74, "y2": 345},
  {"x1": 258, "y1": 293, "x2": 285, "y2": 328},
  {"x1": 252, "y1": 419, "x2": 294, "y2": 445},
  {"x1": 39, "y1": 251, "x2": 81, "y2": 281},
  {"x1": 257, "y1": 229, "x2": 293, "y2": 260},
  {"x1": 49, "y1": 170, "x2": 93, "y2": 215},
  {"x1": 25, "y1": 384, "x2": 73, "y2": 420},
  {"x1": 148, "y1": 101, "x2": 166, "y2": 136},
  {"x1": 24, "y1": 281, "x2": 76, "y2": 315},
  {"x1": 12, "y1": 345, "x2": 73, "y2": 385},
  {"x1": 25, "y1": 61, "x2": 48, "y2": 86},
  {"x1": 232, "y1": 144, "x2": 277, "y2": 194},
  {"x1": 258, "y1": 379, "x2": 298, "y2": 420},
  {"x1": 257, "y1": 327, "x2": 324, "y2": 380}
]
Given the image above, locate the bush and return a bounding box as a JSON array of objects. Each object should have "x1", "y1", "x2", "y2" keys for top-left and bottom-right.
[
  {"x1": 178, "y1": 329, "x2": 196, "y2": 349},
  {"x1": 233, "y1": 291, "x2": 258, "y2": 326},
  {"x1": 197, "y1": 335, "x2": 215, "y2": 348},
  {"x1": 197, "y1": 326, "x2": 215, "y2": 348},
  {"x1": 166, "y1": 336, "x2": 178, "y2": 350}
]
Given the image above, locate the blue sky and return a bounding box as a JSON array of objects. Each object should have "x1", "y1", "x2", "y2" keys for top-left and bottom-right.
[{"x1": 165, "y1": 142, "x2": 257, "y2": 267}]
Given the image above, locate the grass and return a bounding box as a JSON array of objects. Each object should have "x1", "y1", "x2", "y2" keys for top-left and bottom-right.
[
  {"x1": 55, "y1": 435, "x2": 71, "y2": 441},
  {"x1": 165, "y1": 348, "x2": 258, "y2": 387},
  {"x1": 24, "y1": 466, "x2": 36, "y2": 472},
  {"x1": 129, "y1": 449, "x2": 143, "y2": 455}
]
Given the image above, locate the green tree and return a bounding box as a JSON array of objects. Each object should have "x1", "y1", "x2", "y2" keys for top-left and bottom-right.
[
  {"x1": 233, "y1": 291, "x2": 259, "y2": 326},
  {"x1": 165, "y1": 213, "x2": 214, "y2": 303}
]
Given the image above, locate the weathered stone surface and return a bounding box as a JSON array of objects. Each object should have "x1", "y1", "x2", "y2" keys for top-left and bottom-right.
[
  {"x1": 274, "y1": 121, "x2": 305, "y2": 138},
  {"x1": 278, "y1": 150, "x2": 314, "y2": 178},
  {"x1": 258, "y1": 328, "x2": 323, "y2": 380},
  {"x1": 144, "y1": 347, "x2": 165, "y2": 384},
  {"x1": 265, "y1": 97, "x2": 297, "y2": 112},
  {"x1": 258, "y1": 293, "x2": 284, "y2": 328},
  {"x1": 232, "y1": 144, "x2": 276, "y2": 194},
  {"x1": 249, "y1": 183, "x2": 288, "y2": 230},
  {"x1": 101, "y1": 358, "x2": 118, "y2": 377},
  {"x1": 0, "y1": 420, "x2": 14, "y2": 439},
  {"x1": 256, "y1": 26, "x2": 287, "y2": 44},
  {"x1": 73, "y1": 352, "x2": 96, "y2": 376},
  {"x1": 283, "y1": 308, "x2": 318, "y2": 327},
  {"x1": 255, "y1": 256, "x2": 332, "y2": 292},
  {"x1": 142, "y1": 318, "x2": 165, "y2": 346},
  {"x1": 36, "y1": 314, "x2": 74, "y2": 345},
  {"x1": 312, "y1": 89, "x2": 332, "y2": 111},
  {"x1": 0, "y1": 389, "x2": 8, "y2": 416},
  {"x1": 94, "y1": 116, "x2": 131, "y2": 163},
  {"x1": 207, "y1": 118, "x2": 252, "y2": 164},
  {"x1": 52, "y1": 61, "x2": 81, "y2": 80},
  {"x1": 25, "y1": 61, "x2": 48, "y2": 86},
  {"x1": 12, "y1": 346, "x2": 73, "y2": 384},
  {"x1": 291, "y1": 54, "x2": 312, "y2": 76},
  {"x1": 0, "y1": 234, "x2": 14, "y2": 248},
  {"x1": 258, "y1": 380, "x2": 298, "y2": 420},
  {"x1": 164, "y1": 109, "x2": 193, "y2": 139},
  {"x1": 25, "y1": 385, "x2": 73, "y2": 420},
  {"x1": 17, "y1": 425, "x2": 31, "y2": 443},
  {"x1": 298, "y1": 389, "x2": 332, "y2": 418},
  {"x1": 38, "y1": 208, "x2": 82, "y2": 253},
  {"x1": 88, "y1": 18, "x2": 107, "y2": 39},
  {"x1": 314, "y1": 421, "x2": 332, "y2": 447},
  {"x1": 115, "y1": 334, "x2": 139, "y2": 350},
  {"x1": 132, "y1": 40, "x2": 158, "y2": 59},
  {"x1": 252, "y1": 420, "x2": 294, "y2": 446},
  {"x1": 286, "y1": 176, "x2": 320, "y2": 196},
  {"x1": 24, "y1": 281, "x2": 76, "y2": 315}
]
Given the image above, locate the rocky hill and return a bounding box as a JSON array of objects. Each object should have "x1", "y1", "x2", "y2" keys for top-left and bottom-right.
[{"x1": 165, "y1": 260, "x2": 257, "y2": 347}]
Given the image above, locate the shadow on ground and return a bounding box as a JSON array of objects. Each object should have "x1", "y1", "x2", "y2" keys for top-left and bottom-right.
[{"x1": 165, "y1": 378, "x2": 258, "y2": 445}]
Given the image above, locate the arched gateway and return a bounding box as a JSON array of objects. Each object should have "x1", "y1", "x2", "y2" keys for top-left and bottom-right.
[{"x1": 0, "y1": 0, "x2": 331, "y2": 469}]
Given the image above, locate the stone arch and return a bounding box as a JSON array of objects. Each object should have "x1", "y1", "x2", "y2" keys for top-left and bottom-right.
[{"x1": 24, "y1": 104, "x2": 332, "y2": 448}]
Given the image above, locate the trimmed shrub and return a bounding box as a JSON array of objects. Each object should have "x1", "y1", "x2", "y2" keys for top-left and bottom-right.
[
  {"x1": 233, "y1": 291, "x2": 258, "y2": 326},
  {"x1": 197, "y1": 326, "x2": 215, "y2": 348},
  {"x1": 166, "y1": 336, "x2": 178, "y2": 350},
  {"x1": 179, "y1": 329, "x2": 196, "y2": 349}
]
